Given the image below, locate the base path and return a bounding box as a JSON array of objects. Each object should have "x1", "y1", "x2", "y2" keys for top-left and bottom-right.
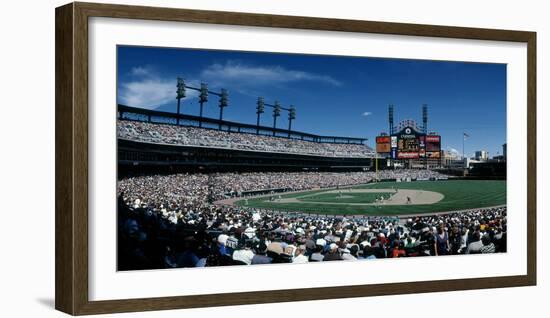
[{"x1": 274, "y1": 189, "x2": 444, "y2": 206}]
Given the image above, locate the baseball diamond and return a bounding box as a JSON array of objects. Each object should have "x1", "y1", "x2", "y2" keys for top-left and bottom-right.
[{"x1": 232, "y1": 180, "x2": 506, "y2": 216}]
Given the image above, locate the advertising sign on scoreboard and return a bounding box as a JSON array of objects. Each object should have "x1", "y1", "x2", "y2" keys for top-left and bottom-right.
[
  {"x1": 426, "y1": 135, "x2": 441, "y2": 152},
  {"x1": 376, "y1": 136, "x2": 390, "y2": 144},
  {"x1": 376, "y1": 143, "x2": 391, "y2": 153},
  {"x1": 397, "y1": 152, "x2": 420, "y2": 159},
  {"x1": 426, "y1": 151, "x2": 441, "y2": 158},
  {"x1": 419, "y1": 135, "x2": 426, "y2": 157},
  {"x1": 376, "y1": 136, "x2": 391, "y2": 153},
  {"x1": 391, "y1": 136, "x2": 398, "y2": 148}
]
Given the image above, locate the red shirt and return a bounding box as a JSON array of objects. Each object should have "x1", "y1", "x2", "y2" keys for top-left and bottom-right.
[{"x1": 392, "y1": 249, "x2": 406, "y2": 258}]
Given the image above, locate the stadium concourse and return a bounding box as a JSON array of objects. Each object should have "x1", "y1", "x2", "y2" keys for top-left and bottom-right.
[{"x1": 117, "y1": 170, "x2": 507, "y2": 270}]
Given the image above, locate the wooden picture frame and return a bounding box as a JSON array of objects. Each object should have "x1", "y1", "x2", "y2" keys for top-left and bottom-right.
[{"x1": 55, "y1": 2, "x2": 536, "y2": 315}]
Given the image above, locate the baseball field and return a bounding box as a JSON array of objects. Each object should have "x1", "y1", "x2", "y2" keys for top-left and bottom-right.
[{"x1": 233, "y1": 180, "x2": 506, "y2": 216}]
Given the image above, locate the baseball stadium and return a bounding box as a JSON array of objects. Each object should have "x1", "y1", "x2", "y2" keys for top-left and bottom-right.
[{"x1": 117, "y1": 47, "x2": 507, "y2": 270}]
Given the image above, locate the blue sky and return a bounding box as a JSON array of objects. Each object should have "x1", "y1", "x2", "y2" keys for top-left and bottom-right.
[{"x1": 117, "y1": 46, "x2": 506, "y2": 157}]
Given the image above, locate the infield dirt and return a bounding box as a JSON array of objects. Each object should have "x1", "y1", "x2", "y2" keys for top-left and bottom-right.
[{"x1": 274, "y1": 189, "x2": 444, "y2": 206}]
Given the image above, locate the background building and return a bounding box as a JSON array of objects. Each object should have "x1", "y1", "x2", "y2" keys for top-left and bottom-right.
[{"x1": 475, "y1": 150, "x2": 489, "y2": 161}]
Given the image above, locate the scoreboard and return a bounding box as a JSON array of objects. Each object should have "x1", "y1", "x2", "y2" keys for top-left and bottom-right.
[{"x1": 376, "y1": 126, "x2": 440, "y2": 160}]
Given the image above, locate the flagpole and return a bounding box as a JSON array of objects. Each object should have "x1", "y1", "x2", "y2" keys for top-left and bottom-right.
[
  {"x1": 375, "y1": 151, "x2": 378, "y2": 182},
  {"x1": 462, "y1": 132, "x2": 465, "y2": 160}
]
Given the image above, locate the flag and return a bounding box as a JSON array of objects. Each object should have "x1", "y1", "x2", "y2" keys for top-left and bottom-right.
[{"x1": 463, "y1": 132, "x2": 470, "y2": 140}]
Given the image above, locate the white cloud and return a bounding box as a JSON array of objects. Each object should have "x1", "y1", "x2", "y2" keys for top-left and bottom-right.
[
  {"x1": 130, "y1": 66, "x2": 149, "y2": 76},
  {"x1": 447, "y1": 147, "x2": 459, "y2": 154},
  {"x1": 119, "y1": 66, "x2": 198, "y2": 109},
  {"x1": 119, "y1": 79, "x2": 174, "y2": 109},
  {"x1": 446, "y1": 147, "x2": 463, "y2": 158},
  {"x1": 118, "y1": 60, "x2": 340, "y2": 108},
  {"x1": 362, "y1": 111, "x2": 372, "y2": 117},
  {"x1": 200, "y1": 60, "x2": 342, "y2": 87}
]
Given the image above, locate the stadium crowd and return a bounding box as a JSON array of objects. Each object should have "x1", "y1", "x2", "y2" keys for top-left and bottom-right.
[
  {"x1": 209, "y1": 172, "x2": 375, "y2": 198},
  {"x1": 376, "y1": 169, "x2": 448, "y2": 181},
  {"x1": 117, "y1": 170, "x2": 505, "y2": 270},
  {"x1": 117, "y1": 120, "x2": 374, "y2": 158},
  {"x1": 118, "y1": 198, "x2": 506, "y2": 270},
  {"x1": 117, "y1": 170, "x2": 446, "y2": 206}
]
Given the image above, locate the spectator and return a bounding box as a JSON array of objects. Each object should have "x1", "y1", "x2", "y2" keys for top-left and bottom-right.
[
  {"x1": 232, "y1": 240, "x2": 255, "y2": 265},
  {"x1": 480, "y1": 235, "x2": 496, "y2": 254},
  {"x1": 435, "y1": 225, "x2": 450, "y2": 256},
  {"x1": 293, "y1": 245, "x2": 309, "y2": 264},
  {"x1": 466, "y1": 232, "x2": 483, "y2": 254},
  {"x1": 251, "y1": 242, "x2": 273, "y2": 265}
]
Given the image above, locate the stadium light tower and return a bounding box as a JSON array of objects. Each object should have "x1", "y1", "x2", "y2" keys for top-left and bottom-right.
[
  {"x1": 256, "y1": 97, "x2": 265, "y2": 134},
  {"x1": 422, "y1": 104, "x2": 428, "y2": 169},
  {"x1": 422, "y1": 104, "x2": 428, "y2": 134},
  {"x1": 198, "y1": 83, "x2": 208, "y2": 127},
  {"x1": 272, "y1": 101, "x2": 281, "y2": 136},
  {"x1": 288, "y1": 105, "x2": 296, "y2": 138},
  {"x1": 218, "y1": 88, "x2": 228, "y2": 129},
  {"x1": 388, "y1": 104, "x2": 394, "y2": 134},
  {"x1": 176, "y1": 77, "x2": 186, "y2": 125}
]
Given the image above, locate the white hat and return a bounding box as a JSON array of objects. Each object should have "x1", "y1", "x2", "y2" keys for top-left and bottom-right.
[
  {"x1": 217, "y1": 234, "x2": 229, "y2": 245},
  {"x1": 329, "y1": 243, "x2": 338, "y2": 250},
  {"x1": 360, "y1": 240, "x2": 371, "y2": 247},
  {"x1": 295, "y1": 227, "x2": 305, "y2": 234},
  {"x1": 244, "y1": 227, "x2": 256, "y2": 239},
  {"x1": 252, "y1": 212, "x2": 261, "y2": 221},
  {"x1": 315, "y1": 238, "x2": 327, "y2": 247}
]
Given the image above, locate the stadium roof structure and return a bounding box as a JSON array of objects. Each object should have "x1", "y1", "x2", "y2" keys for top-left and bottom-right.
[{"x1": 118, "y1": 105, "x2": 369, "y2": 145}]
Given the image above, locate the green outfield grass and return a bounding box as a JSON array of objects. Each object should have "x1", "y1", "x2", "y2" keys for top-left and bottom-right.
[{"x1": 234, "y1": 180, "x2": 506, "y2": 216}]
